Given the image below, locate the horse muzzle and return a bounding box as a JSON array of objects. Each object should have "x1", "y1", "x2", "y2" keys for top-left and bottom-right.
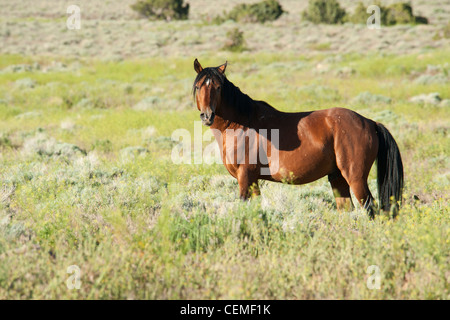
[{"x1": 200, "y1": 112, "x2": 215, "y2": 126}]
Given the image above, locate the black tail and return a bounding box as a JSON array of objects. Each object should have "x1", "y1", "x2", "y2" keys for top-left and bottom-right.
[{"x1": 376, "y1": 123, "x2": 404, "y2": 216}]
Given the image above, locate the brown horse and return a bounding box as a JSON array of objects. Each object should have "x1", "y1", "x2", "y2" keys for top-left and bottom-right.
[{"x1": 192, "y1": 59, "x2": 403, "y2": 217}]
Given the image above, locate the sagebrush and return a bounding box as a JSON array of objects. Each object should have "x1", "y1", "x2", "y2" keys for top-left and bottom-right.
[
  {"x1": 214, "y1": 0, "x2": 284, "y2": 24},
  {"x1": 302, "y1": 0, "x2": 346, "y2": 24},
  {"x1": 222, "y1": 28, "x2": 246, "y2": 52},
  {"x1": 131, "y1": 0, "x2": 189, "y2": 20},
  {"x1": 348, "y1": 2, "x2": 428, "y2": 25}
]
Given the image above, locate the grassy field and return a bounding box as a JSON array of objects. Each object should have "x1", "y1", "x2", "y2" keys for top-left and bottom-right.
[{"x1": 0, "y1": 0, "x2": 449, "y2": 299}]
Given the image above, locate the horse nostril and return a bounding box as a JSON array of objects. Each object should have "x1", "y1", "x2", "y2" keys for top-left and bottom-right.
[{"x1": 200, "y1": 113, "x2": 205, "y2": 119}]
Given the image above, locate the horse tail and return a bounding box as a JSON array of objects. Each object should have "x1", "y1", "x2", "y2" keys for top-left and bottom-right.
[{"x1": 376, "y1": 122, "x2": 404, "y2": 216}]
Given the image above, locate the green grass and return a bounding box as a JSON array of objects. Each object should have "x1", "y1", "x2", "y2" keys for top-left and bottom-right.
[
  {"x1": 0, "y1": 49, "x2": 449, "y2": 299},
  {"x1": 307, "y1": 42, "x2": 332, "y2": 51}
]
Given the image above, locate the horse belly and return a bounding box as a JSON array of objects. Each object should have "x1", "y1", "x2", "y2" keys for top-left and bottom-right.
[{"x1": 269, "y1": 146, "x2": 335, "y2": 184}]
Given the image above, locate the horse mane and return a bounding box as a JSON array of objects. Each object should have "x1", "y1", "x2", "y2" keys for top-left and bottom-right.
[{"x1": 193, "y1": 67, "x2": 254, "y2": 117}]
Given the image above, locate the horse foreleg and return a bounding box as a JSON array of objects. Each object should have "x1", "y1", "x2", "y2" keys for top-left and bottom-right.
[
  {"x1": 237, "y1": 168, "x2": 259, "y2": 200},
  {"x1": 328, "y1": 172, "x2": 353, "y2": 211}
]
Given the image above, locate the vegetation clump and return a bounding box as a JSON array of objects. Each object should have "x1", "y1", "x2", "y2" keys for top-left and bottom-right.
[
  {"x1": 444, "y1": 21, "x2": 450, "y2": 38},
  {"x1": 302, "y1": 0, "x2": 428, "y2": 26},
  {"x1": 223, "y1": 28, "x2": 246, "y2": 52},
  {"x1": 348, "y1": 2, "x2": 428, "y2": 25},
  {"x1": 131, "y1": 0, "x2": 189, "y2": 21},
  {"x1": 385, "y1": 2, "x2": 428, "y2": 25},
  {"x1": 301, "y1": 0, "x2": 346, "y2": 24},
  {"x1": 214, "y1": 0, "x2": 284, "y2": 24}
]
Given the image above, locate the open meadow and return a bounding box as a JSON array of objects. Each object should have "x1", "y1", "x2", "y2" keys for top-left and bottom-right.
[{"x1": 0, "y1": 0, "x2": 449, "y2": 299}]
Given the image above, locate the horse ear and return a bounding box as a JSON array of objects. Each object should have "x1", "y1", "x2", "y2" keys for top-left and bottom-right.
[
  {"x1": 194, "y1": 59, "x2": 203, "y2": 74},
  {"x1": 217, "y1": 61, "x2": 227, "y2": 74}
]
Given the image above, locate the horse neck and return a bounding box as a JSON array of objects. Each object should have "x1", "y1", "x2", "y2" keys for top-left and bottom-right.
[
  {"x1": 211, "y1": 100, "x2": 251, "y2": 133},
  {"x1": 211, "y1": 83, "x2": 255, "y2": 132}
]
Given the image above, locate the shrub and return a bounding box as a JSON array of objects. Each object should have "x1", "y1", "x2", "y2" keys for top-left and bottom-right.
[
  {"x1": 347, "y1": 2, "x2": 380, "y2": 24},
  {"x1": 444, "y1": 22, "x2": 450, "y2": 38},
  {"x1": 413, "y1": 15, "x2": 428, "y2": 25},
  {"x1": 348, "y1": 2, "x2": 428, "y2": 26},
  {"x1": 215, "y1": 0, "x2": 284, "y2": 24},
  {"x1": 385, "y1": 2, "x2": 414, "y2": 25},
  {"x1": 223, "y1": 28, "x2": 246, "y2": 52},
  {"x1": 385, "y1": 2, "x2": 427, "y2": 25},
  {"x1": 130, "y1": 0, "x2": 189, "y2": 21},
  {"x1": 301, "y1": 0, "x2": 346, "y2": 24},
  {"x1": 0, "y1": 133, "x2": 12, "y2": 149}
]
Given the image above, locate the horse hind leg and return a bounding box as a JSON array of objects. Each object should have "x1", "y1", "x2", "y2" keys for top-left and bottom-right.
[
  {"x1": 328, "y1": 171, "x2": 354, "y2": 211},
  {"x1": 348, "y1": 179, "x2": 376, "y2": 218},
  {"x1": 335, "y1": 147, "x2": 377, "y2": 217}
]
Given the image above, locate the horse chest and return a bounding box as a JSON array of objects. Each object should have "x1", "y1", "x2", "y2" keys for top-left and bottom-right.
[{"x1": 219, "y1": 141, "x2": 239, "y2": 178}]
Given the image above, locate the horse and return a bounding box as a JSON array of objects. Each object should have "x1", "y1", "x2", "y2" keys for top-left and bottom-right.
[{"x1": 192, "y1": 59, "x2": 404, "y2": 217}]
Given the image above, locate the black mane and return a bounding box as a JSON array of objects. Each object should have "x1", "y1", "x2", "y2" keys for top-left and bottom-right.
[{"x1": 193, "y1": 67, "x2": 254, "y2": 117}]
